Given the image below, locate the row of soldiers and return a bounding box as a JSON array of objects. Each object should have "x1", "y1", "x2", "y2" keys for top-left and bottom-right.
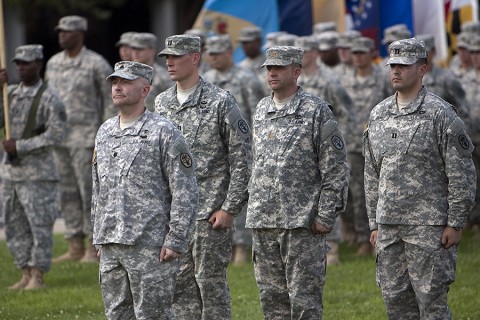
[{"x1": 1, "y1": 13, "x2": 479, "y2": 291}]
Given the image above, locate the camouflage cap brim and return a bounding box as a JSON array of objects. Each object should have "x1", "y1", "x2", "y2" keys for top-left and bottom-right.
[
  {"x1": 158, "y1": 47, "x2": 189, "y2": 57},
  {"x1": 386, "y1": 56, "x2": 417, "y2": 66},
  {"x1": 261, "y1": 58, "x2": 291, "y2": 68},
  {"x1": 106, "y1": 71, "x2": 140, "y2": 81}
]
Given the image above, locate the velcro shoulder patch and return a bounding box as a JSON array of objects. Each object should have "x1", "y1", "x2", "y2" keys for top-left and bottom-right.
[
  {"x1": 447, "y1": 117, "x2": 474, "y2": 157},
  {"x1": 226, "y1": 106, "x2": 250, "y2": 138},
  {"x1": 168, "y1": 137, "x2": 195, "y2": 174},
  {"x1": 321, "y1": 119, "x2": 345, "y2": 151}
]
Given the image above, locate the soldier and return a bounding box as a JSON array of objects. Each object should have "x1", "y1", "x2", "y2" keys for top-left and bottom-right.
[
  {"x1": 130, "y1": 32, "x2": 174, "y2": 111},
  {"x1": 45, "y1": 15, "x2": 115, "y2": 263},
  {"x1": 340, "y1": 37, "x2": 391, "y2": 254},
  {"x1": 337, "y1": 30, "x2": 362, "y2": 80},
  {"x1": 93, "y1": 61, "x2": 198, "y2": 319},
  {"x1": 461, "y1": 34, "x2": 480, "y2": 231},
  {"x1": 155, "y1": 35, "x2": 251, "y2": 319},
  {"x1": 246, "y1": 46, "x2": 349, "y2": 318},
  {"x1": 115, "y1": 31, "x2": 136, "y2": 61},
  {"x1": 238, "y1": 26, "x2": 265, "y2": 75},
  {"x1": 184, "y1": 28, "x2": 211, "y2": 75},
  {"x1": 317, "y1": 31, "x2": 341, "y2": 72},
  {"x1": 365, "y1": 38, "x2": 475, "y2": 319},
  {"x1": 416, "y1": 34, "x2": 470, "y2": 128},
  {"x1": 0, "y1": 45, "x2": 66, "y2": 289},
  {"x1": 448, "y1": 32, "x2": 472, "y2": 80},
  {"x1": 295, "y1": 36, "x2": 354, "y2": 264},
  {"x1": 203, "y1": 34, "x2": 264, "y2": 125}
]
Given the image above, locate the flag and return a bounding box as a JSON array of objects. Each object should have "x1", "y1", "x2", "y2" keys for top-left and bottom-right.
[
  {"x1": 193, "y1": 0, "x2": 347, "y2": 63},
  {"x1": 347, "y1": 0, "x2": 449, "y2": 61},
  {"x1": 446, "y1": 0, "x2": 479, "y2": 55},
  {"x1": 193, "y1": 0, "x2": 279, "y2": 62}
]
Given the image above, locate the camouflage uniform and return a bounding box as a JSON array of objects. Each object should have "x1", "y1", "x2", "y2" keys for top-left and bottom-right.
[
  {"x1": 45, "y1": 17, "x2": 114, "y2": 243},
  {"x1": 93, "y1": 61, "x2": 199, "y2": 320},
  {"x1": 146, "y1": 62, "x2": 174, "y2": 111},
  {"x1": 460, "y1": 35, "x2": 480, "y2": 223},
  {"x1": 364, "y1": 39, "x2": 476, "y2": 319},
  {"x1": 155, "y1": 74, "x2": 251, "y2": 319},
  {"x1": 1, "y1": 46, "x2": 66, "y2": 275},
  {"x1": 341, "y1": 38, "x2": 391, "y2": 244},
  {"x1": 247, "y1": 46, "x2": 349, "y2": 319}
]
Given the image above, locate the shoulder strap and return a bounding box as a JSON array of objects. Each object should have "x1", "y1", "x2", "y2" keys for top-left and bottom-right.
[{"x1": 22, "y1": 81, "x2": 48, "y2": 139}]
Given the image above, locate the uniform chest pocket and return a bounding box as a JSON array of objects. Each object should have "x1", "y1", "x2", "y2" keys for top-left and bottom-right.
[
  {"x1": 402, "y1": 120, "x2": 435, "y2": 156},
  {"x1": 119, "y1": 144, "x2": 142, "y2": 177}
]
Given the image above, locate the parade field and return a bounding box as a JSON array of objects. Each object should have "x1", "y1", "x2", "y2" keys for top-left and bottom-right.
[{"x1": 0, "y1": 231, "x2": 479, "y2": 320}]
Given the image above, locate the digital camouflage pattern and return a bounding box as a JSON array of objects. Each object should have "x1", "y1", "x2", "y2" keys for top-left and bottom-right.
[
  {"x1": 92, "y1": 110, "x2": 198, "y2": 250},
  {"x1": 155, "y1": 77, "x2": 251, "y2": 320},
  {"x1": 364, "y1": 86, "x2": 475, "y2": 231},
  {"x1": 54, "y1": 15, "x2": 87, "y2": 32},
  {"x1": 145, "y1": 63, "x2": 174, "y2": 112},
  {"x1": 262, "y1": 46, "x2": 303, "y2": 67},
  {"x1": 99, "y1": 243, "x2": 180, "y2": 320},
  {"x1": 12, "y1": 45, "x2": 43, "y2": 62},
  {"x1": 386, "y1": 38, "x2": 427, "y2": 66},
  {"x1": 247, "y1": 88, "x2": 349, "y2": 230},
  {"x1": 107, "y1": 60, "x2": 153, "y2": 83},
  {"x1": 203, "y1": 64, "x2": 264, "y2": 126},
  {"x1": 1, "y1": 80, "x2": 66, "y2": 272},
  {"x1": 159, "y1": 34, "x2": 201, "y2": 57}
]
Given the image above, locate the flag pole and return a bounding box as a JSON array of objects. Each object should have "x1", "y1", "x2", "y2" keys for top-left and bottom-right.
[{"x1": 0, "y1": 0, "x2": 10, "y2": 139}]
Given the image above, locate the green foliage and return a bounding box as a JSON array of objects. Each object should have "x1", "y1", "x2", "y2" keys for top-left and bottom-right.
[{"x1": 0, "y1": 232, "x2": 479, "y2": 319}]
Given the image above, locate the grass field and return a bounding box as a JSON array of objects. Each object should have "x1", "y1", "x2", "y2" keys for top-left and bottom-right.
[{"x1": 0, "y1": 231, "x2": 479, "y2": 320}]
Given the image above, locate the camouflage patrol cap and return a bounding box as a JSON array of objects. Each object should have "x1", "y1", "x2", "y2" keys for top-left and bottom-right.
[
  {"x1": 12, "y1": 45, "x2": 43, "y2": 62},
  {"x1": 313, "y1": 21, "x2": 337, "y2": 35},
  {"x1": 263, "y1": 31, "x2": 287, "y2": 50},
  {"x1": 351, "y1": 37, "x2": 374, "y2": 53},
  {"x1": 206, "y1": 34, "x2": 232, "y2": 54},
  {"x1": 456, "y1": 32, "x2": 470, "y2": 49},
  {"x1": 54, "y1": 15, "x2": 87, "y2": 32},
  {"x1": 184, "y1": 29, "x2": 207, "y2": 46},
  {"x1": 461, "y1": 21, "x2": 480, "y2": 34},
  {"x1": 387, "y1": 38, "x2": 427, "y2": 65},
  {"x1": 237, "y1": 26, "x2": 262, "y2": 42},
  {"x1": 317, "y1": 31, "x2": 339, "y2": 51},
  {"x1": 338, "y1": 30, "x2": 362, "y2": 48},
  {"x1": 158, "y1": 34, "x2": 201, "y2": 57},
  {"x1": 294, "y1": 36, "x2": 319, "y2": 51},
  {"x1": 416, "y1": 34, "x2": 435, "y2": 51},
  {"x1": 382, "y1": 24, "x2": 411, "y2": 45},
  {"x1": 106, "y1": 61, "x2": 153, "y2": 84},
  {"x1": 262, "y1": 46, "x2": 303, "y2": 67},
  {"x1": 130, "y1": 33, "x2": 157, "y2": 49},
  {"x1": 276, "y1": 34, "x2": 298, "y2": 46},
  {"x1": 468, "y1": 34, "x2": 480, "y2": 52},
  {"x1": 115, "y1": 32, "x2": 137, "y2": 47}
]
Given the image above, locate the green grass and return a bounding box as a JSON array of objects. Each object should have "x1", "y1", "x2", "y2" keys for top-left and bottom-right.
[{"x1": 0, "y1": 231, "x2": 479, "y2": 320}]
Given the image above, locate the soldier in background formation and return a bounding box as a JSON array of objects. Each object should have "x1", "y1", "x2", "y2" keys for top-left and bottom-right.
[
  {"x1": 365, "y1": 37, "x2": 476, "y2": 319},
  {"x1": 92, "y1": 61, "x2": 198, "y2": 319},
  {"x1": 336, "y1": 30, "x2": 362, "y2": 78},
  {"x1": 0, "y1": 45, "x2": 66, "y2": 289},
  {"x1": 449, "y1": 21, "x2": 480, "y2": 78},
  {"x1": 246, "y1": 45, "x2": 349, "y2": 318},
  {"x1": 129, "y1": 32, "x2": 174, "y2": 111},
  {"x1": 45, "y1": 15, "x2": 115, "y2": 264},
  {"x1": 238, "y1": 26, "x2": 266, "y2": 75},
  {"x1": 115, "y1": 31, "x2": 135, "y2": 61},
  {"x1": 341, "y1": 37, "x2": 391, "y2": 256},
  {"x1": 155, "y1": 34, "x2": 251, "y2": 320}
]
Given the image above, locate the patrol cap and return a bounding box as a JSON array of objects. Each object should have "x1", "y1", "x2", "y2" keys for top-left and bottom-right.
[
  {"x1": 338, "y1": 30, "x2": 362, "y2": 48},
  {"x1": 106, "y1": 61, "x2": 153, "y2": 84},
  {"x1": 382, "y1": 24, "x2": 411, "y2": 45},
  {"x1": 468, "y1": 34, "x2": 480, "y2": 52},
  {"x1": 12, "y1": 45, "x2": 43, "y2": 62},
  {"x1": 263, "y1": 31, "x2": 287, "y2": 49},
  {"x1": 351, "y1": 37, "x2": 374, "y2": 53},
  {"x1": 276, "y1": 34, "x2": 298, "y2": 46},
  {"x1": 461, "y1": 21, "x2": 480, "y2": 34},
  {"x1": 130, "y1": 33, "x2": 157, "y2": 49},
  {"x1": 294, "y1": 36, "x2": 319, "y2": 51},
  {"x1": 158, "y1": 34, "x2": 201, "y2": 57},
  {"x1": 317, "y1": 31, "x2": 339, "y2": 51},
  {"x1": 313, "y1": 21, "x2": 337, "y2": 35},
  {"x1": 386, "y1": 38, "x2": 427, "y2": 65},
  {"x1": 54, "y1": 15, "x2": 87, "y2": 32},
  {"x1": 116, "y1": 32, "x2": 136, "y2": 47},
  {"x1": 184, "y1": 29, "x2": 207, "y2": 46},
  {"x1": 237, "y1": 26, "x2": 262, "y2": 42},
  {"x1": 206, "y1": 34, "x2": 232, "y2": 54},
  {"x1": 456, "y1": 32, "x2": 470, "y2": 49},
  {"x1": 262, "y1": 46, "x2": 303, "y2": 67},
  {"x1": 416, "y1": 34, "x2": 435, "y2": 51}
]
